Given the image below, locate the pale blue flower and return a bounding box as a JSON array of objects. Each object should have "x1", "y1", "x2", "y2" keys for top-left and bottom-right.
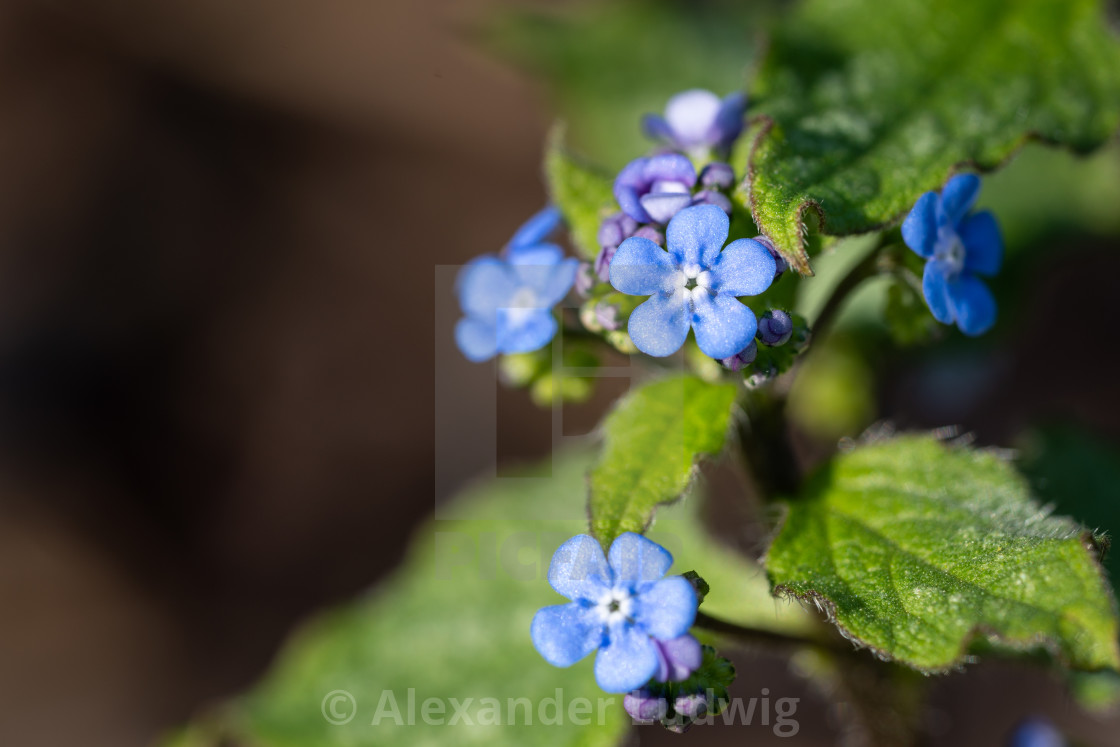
[
  {"x1": 609, "y1": 204, "x2": 775, "y2": 359},
  {"x1": 531, "y1": 533, "x2": 699, "y2": 694}
]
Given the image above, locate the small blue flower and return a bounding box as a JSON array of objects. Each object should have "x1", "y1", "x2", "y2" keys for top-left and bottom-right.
[
  {"x1": 531, "y1": 533, "x2": 699, "y2": 694},
  {"x1": 642, "y1": 89, "x2": 747, "y2": 158},
  {"x1": 614, "y1": 153, "x2": 697, "y2": 224},
  {"x1": 609, "y1": 204, "x2": 776, "y2": 359},
  {"x1": 455, "y1": 207, "x2": 578, "y2": 362},
  {"x1": 1008, "y1": 717, "x2": 1066, "y2": 747},
  {"x1": 902, "y1": 174, "x2": 1003, "y2": 336}
]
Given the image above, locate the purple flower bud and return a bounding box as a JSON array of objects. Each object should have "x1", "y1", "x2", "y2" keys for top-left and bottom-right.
[
  {"x1": 690, "y1": 189, "x2": 732, "y2": 216},
  {"x1": 595, "y1": 303, "x2": 620, "y2": 332},
  {"x1": 752, "y1": 235, "x2": 789, "y2": 279},
  {"x1": 597, "y1": 212, "x2": 639, "y2": 250},
  {"x1": 720, "y1": 340, "x2": 757, "y2": 371},
  {"x1": 757, "y1": 310, "x2": 794, "y2": 346},
  {"x1": 614, "y1": 153, "x2": 697, "y2": 224},
  {"x1": 624, "y1": 690, "x2": 668, "y2": 723},
  {"x1": 574, "y1": 262, "x2": 596, "y2": 296},
  {"x1": 640, "y1": 192, "x2": 693, "y2": 224},
  {"x1": 632, "y1": 225, "x2": 665, "y2": 245},
  {"x1": 654, "y1": 635, "x2": 703, "y2": 683},
  {"x1": 698, "y1": 162, "x2": 735, "y2": 190},
  {"x1": 594, "y1": 244, "x2": 617, "y2": 282},
  {"x1": 672, "y1": 691, "x2": 713, "y2": 721}
]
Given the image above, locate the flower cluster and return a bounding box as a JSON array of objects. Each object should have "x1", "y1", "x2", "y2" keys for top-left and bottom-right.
[
  {"x1": 902, "y1": 174, "x2": 1003, "y2": 337},
  {"x1": 530, "y1": 533, "x2": 700, "y2": 693}
]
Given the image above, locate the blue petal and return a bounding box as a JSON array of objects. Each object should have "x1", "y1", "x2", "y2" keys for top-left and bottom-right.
[
  {"x1": 641, "y1": 114, "x2": 674, "y2": 143},
  {"x1": 642, "y1": 153, "x2": 697, "y2": 188},
  {"x1": 508, "y1": 206, "x2": 562, "y2": 251},
  {"x1": 637, "y1": 576, "x2": 697, "y2": 640},
  {"x1": 640, "y1": 192, "x2": 692, "y2": 224},
  {"x1": 691, "y1": 292, "x2": 756, "y2": 360},
  {"x1": 940, "y1": 173, "x2": 981, "y2": 226},
  {"x1": 454, "y1": 317, "x2": 497, "y2": 362},
  {"x1": 713, "y1": 91, "x2": 747, "y2": 148},
  {"x1": 663, "y1": 89, "x2": 721, "y2": 147},
  {"x1": 610, "y1": 237, "x2": 679, "y2": 295},
  {"x1": 958, "y1": 211, "x2": 1003, "y2": 277},
  {"x1": 511, "y1": 255, "x2": 578, "y2": 308},
  {"x1": 607, "y1": 532, "x2": 673, "y2": 586},
  {"x1": 614, "y1": 158, "x2": 653, "y2": 224},
  {"x1": 457, "y1": 257, "x2": 517, "y2": 320},
  {"x1": 946, "y1": 275, "x2": 997, "y2": 336},
  {"x1": 595, "y1": 624, "x2": 660, "y2": 693},
  {"x1": 666, "y1": 204, "x2": 729, "y2": 268},
  {"x1": 922, "y1": 261, "x2": 954, "y2": 324},
  {"x1": 627, "y1": 291, "x2": 691, "y2": 357},
  {"x1": 508, "y1": 242, "x2": 563, "y2": 267},
  {"x1": 547, "y1": 534, "x2": 611, "y2": 601},
  {"x1": 531, "y1": 603, "x2": 604, "y2": 668},
  {"x1": 709, "y1": 238, "x2": 776, "y2": 296},
  {"x1": 901, "y1": 192, "x2": 940, "y2": 258},
  {"x1": 495, "y1": 307, "x2": 557, "y2": 354}
]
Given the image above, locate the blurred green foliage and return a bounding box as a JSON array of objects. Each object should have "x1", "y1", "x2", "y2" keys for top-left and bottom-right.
[{"x1": 489, "y1": 0, "x2": 772, "y2": 168}]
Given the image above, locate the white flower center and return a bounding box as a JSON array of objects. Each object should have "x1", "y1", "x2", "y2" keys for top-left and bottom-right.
[
  {"x1": 935, "y1": 229, "x2": 966, "y2": 279},
  {"x1": 595, "y1": 588, "x2": 634, "y2": 626},
  {"x1": 503, "y1": 286, "x2": 539, "y2": 328},
  {"x1": 674, "y1": 264, "x2": 713, "y2": 306}
]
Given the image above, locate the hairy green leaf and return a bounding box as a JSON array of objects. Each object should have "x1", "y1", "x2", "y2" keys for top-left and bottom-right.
[
  {"x1": 589, "y1": 375, "x2": 738, "y2": 544},
  {"x1": 544, "y1": 127, "x2": 615, "y2": 261},
  {"x1": 164, "y1": 449, "x2": 806, "y2": 747},
  {"x1": 766, "y1": 435, "x2": 1120, "y2": 673},
  {"x1": 739, "y1": 0, "x2": 1120, "y2": 274}
]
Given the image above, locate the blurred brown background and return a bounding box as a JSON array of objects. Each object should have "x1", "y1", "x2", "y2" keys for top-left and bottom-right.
[
  {"x1": 1, "y1": 1, "x2": 1119, "y2": 746},
  {"x1": 0, "y1": 0, "x2": 561, "y2": 744}
]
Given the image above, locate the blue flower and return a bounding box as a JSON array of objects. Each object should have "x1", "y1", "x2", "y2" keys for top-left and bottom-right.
[
  {"x1": 609, "y1": 204, "x2": 776, "y2": 359},
  {"x1": 531, "y1": 533, "x2": 699, "y2": 694},
  {"x1": 902, "y1": 174, "x2": 1003, "y2": 336},
  {"x1": 614, "y1": 153, "x2": 697, "y2": 224},
  {"x1": 455, "y1": 207, "x2": 578, "y2": 362},
  {"x1": 642, "y1": 89, "x2": 747, "y2": 158}
]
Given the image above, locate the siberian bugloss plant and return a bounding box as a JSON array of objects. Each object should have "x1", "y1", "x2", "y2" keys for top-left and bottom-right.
[{"x1": 168, "y1": 1, "x2": 1120, "y2": 745}]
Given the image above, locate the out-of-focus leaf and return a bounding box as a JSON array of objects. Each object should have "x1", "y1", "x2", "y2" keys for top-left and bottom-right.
[{"x1": 544, "y1": 127, "x2": 615, "y2": 261}]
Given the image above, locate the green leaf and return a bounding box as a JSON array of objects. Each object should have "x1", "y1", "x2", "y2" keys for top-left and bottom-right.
[
  {"x1": 164, "y1": 448, "x2": 809, "y2": 747},
  {"x1": 544, "y1": 127, "x2": 615, "y2": 261},
  {"x1": 766, "y1": 434, "x2": 1120, "y2": 673},
  {"x1": 589, "y1": 375, "x2": 738, "y2": 544},
  {"x1": 739, "y1": 0, "x2": 1120, "y2": 274}
]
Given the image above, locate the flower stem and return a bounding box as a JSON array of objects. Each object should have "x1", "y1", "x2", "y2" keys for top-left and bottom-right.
[{"x1": 809, "y1": 239, "x2": 893, "y2": 343}]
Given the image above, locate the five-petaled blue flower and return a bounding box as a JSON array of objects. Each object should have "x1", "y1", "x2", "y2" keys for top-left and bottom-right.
[
  {"x1": 902, "y1": 174, "x2": 1003, "y2": 337},
  {"x1": 642, "y1": 89, "x2": 747, "y2": 159},
  {"x1": 531, "y1": 532, "x2": 699, "y2": 694},
  {"x1": 609, "y1": 204, "x2": 776, "y2": 359},
  {"x1": 455, "y1": 206, "x2": 578, "y2": 362}
]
